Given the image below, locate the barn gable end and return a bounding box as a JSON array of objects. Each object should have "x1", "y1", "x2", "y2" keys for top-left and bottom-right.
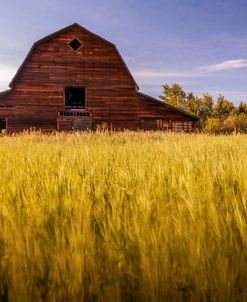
[{"x1": 0, "y1": 23, "x2": 197, "y2": 132}]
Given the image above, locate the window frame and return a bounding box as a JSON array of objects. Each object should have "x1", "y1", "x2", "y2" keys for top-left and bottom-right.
[
  {"x1": 64, "y1": 87, "x2": 87, "y2": 110},
  {"x1": 68, "y1": 37, "x2": 84, "y2": 52}
]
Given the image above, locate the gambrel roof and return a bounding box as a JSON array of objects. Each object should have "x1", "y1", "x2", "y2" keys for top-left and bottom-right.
[{"x1": 9, "y1": 23, "x2": 139, "y2": 90}]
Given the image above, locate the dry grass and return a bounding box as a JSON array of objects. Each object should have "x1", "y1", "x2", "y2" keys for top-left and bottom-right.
[{"x1": 0, "y1": 131, "x2": 247, "y2": 301}]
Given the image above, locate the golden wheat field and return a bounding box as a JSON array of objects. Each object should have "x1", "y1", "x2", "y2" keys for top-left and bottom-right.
[{"x1": 0, "y1": 132, "x2": 247, "y2": 302}]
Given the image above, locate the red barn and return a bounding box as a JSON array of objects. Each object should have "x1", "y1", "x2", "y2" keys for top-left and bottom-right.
[{"x1": 0, "y1": 23, "x2": 197, "y2": 132}]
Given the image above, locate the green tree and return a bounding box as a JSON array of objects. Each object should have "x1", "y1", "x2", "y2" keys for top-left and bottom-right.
[
  {"x1": 213, "y1": 95, "x2": 235, "y2": 118},
  {"x1": 199, "y1": 93, "x2": 214, "y2": 128},
  {"x1": 201, "y1": 93, "x2": 214, "y2": 117},
  {"x1": 238, "y1": 101, "x2": 247, "y2": 114},
  {"x1": 159, "y1": 83, "x2": 187, "y2": 110},
  {"x1": 187, "y1": 92, "x2": 201, "y2": 116},
  {"x1": 236, "y1": 113, "x2": 247, "y2": 132},
  {"x1": 204, "y1": 117, "x2": 223, "y2": 134}
]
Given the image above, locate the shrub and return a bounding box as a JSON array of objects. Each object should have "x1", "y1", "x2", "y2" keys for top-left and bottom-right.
[{"x1": 205, "y1": 114, "x2": 247, "y2": 134}]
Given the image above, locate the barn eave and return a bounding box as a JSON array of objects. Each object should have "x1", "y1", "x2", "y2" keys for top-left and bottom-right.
[
  {"x1": 0, "y1": 90, "x2": 11, "y2": 104},
  {"x1": 137, "y1": 92, "x2": 199, "y2": 120}
]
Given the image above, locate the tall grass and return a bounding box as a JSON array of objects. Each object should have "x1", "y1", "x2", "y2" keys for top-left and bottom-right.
[{"x1": 0, "y1": 132, "x2": 247, "y2": 301}]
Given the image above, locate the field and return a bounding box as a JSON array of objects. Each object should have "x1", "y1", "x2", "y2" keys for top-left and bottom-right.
[{"x1": 0, "y1": 132, "x2": 247, "y2": 302}]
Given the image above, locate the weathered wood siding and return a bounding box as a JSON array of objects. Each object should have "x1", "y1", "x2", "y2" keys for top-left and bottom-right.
[{"x1": 0, "y1": 24, "x2": 197, "y2": 132}]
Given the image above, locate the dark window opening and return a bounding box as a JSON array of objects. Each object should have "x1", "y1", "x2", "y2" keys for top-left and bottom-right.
[
  {"x1": 0, "y1": 118, "x2": 6, "y2": 132},
  {"x1": 141, "y1": 118, "x2": 158, "y2": 130},
  {"x1": 69, "y1": 39, "x2": 82, "y2": 51},
  {"x1": 65, "y1": 87, "x2": 86, "y2": 109}
]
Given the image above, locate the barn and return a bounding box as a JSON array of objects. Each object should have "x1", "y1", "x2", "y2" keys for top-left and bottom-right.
[{"x1": 0, "y1": 23, "x2": 198, "y2": 132}]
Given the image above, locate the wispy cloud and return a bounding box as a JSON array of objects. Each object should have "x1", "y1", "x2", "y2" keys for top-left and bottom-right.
[
  {"x1": 134, "y1": 59, "x2": 247, "y2": 82},
  {"x1": 199, "y1": 59, "x2": 247, "y2": 72},
  {"x1": 133, "y1": 70, "x2": 198, "y2": 78}
]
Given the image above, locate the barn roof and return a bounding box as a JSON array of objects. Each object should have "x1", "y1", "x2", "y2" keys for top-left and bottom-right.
[
  {"x1": 9, "y1": 23, "x2": 139, "y2": 90},
  {"x1": 0, "y1": 90, "x2": 10, "y2": 96},
  {"x1": 138, "y1": 92, "x2": 198, "y2": 120}
]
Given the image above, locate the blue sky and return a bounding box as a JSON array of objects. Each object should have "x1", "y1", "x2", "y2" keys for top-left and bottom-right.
[{"x1": 1, "y1": 0, "x2": 247, "y2": 104}]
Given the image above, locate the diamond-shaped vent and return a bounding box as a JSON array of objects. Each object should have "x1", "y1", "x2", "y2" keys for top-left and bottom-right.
[{"x1": 69, "y1": 38, "x2": 82, "y2": 51}]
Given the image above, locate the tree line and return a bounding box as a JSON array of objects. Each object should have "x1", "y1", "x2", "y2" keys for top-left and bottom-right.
[{"x1": 160, "y1": 83, "x2": 247, "y2": 133}]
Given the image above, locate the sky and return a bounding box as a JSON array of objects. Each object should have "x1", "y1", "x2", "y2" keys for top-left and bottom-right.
[{"x1": 1, "y1": 0, "x2": 247, "y2": 104}]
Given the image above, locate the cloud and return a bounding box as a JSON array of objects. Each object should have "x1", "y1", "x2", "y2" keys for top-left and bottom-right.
[
  {"x1": 132, "y1": 70, "x2": 199, "y2": 90},
  {"x1": 133, "y1": 59, "x2": 247, "y2": 80},
  {"x1": 0, "y1": 62, "x2": 18, "y2": 91},
  {"x1": 199, "y1": 59, "x2": 247, "y2": 72},
  {"x1": 133, "y1": 70, "x2": 198, "y2": 78}
]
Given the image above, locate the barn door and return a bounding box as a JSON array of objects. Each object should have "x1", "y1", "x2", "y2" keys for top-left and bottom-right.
[
  {"x1": 0, "y1": 118, "x2": 6, "y2": 133},
  {"x1": 57, "y1": 111, "x2": 92, "y2": 131},
  {"x1": 73, "y1": 116, "x2": 92, "y2": 130}
]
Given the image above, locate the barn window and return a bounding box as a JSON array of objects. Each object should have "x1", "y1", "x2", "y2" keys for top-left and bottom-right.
[
  {"x1": 65, "y1": 87, "x2": 86, "y2": 109},
  {"x1": 141, "y1": 118, "x2": 159, "y2": 130},
  {"x1": 183, "y1": 121, "x2": 193, "y2": 132},
  {"x1": 69, "y1": 38, "x2": 82, "y2": 51},
  {"x1": 159, "y1": 120, "x2": 170, "y2": 130}
]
